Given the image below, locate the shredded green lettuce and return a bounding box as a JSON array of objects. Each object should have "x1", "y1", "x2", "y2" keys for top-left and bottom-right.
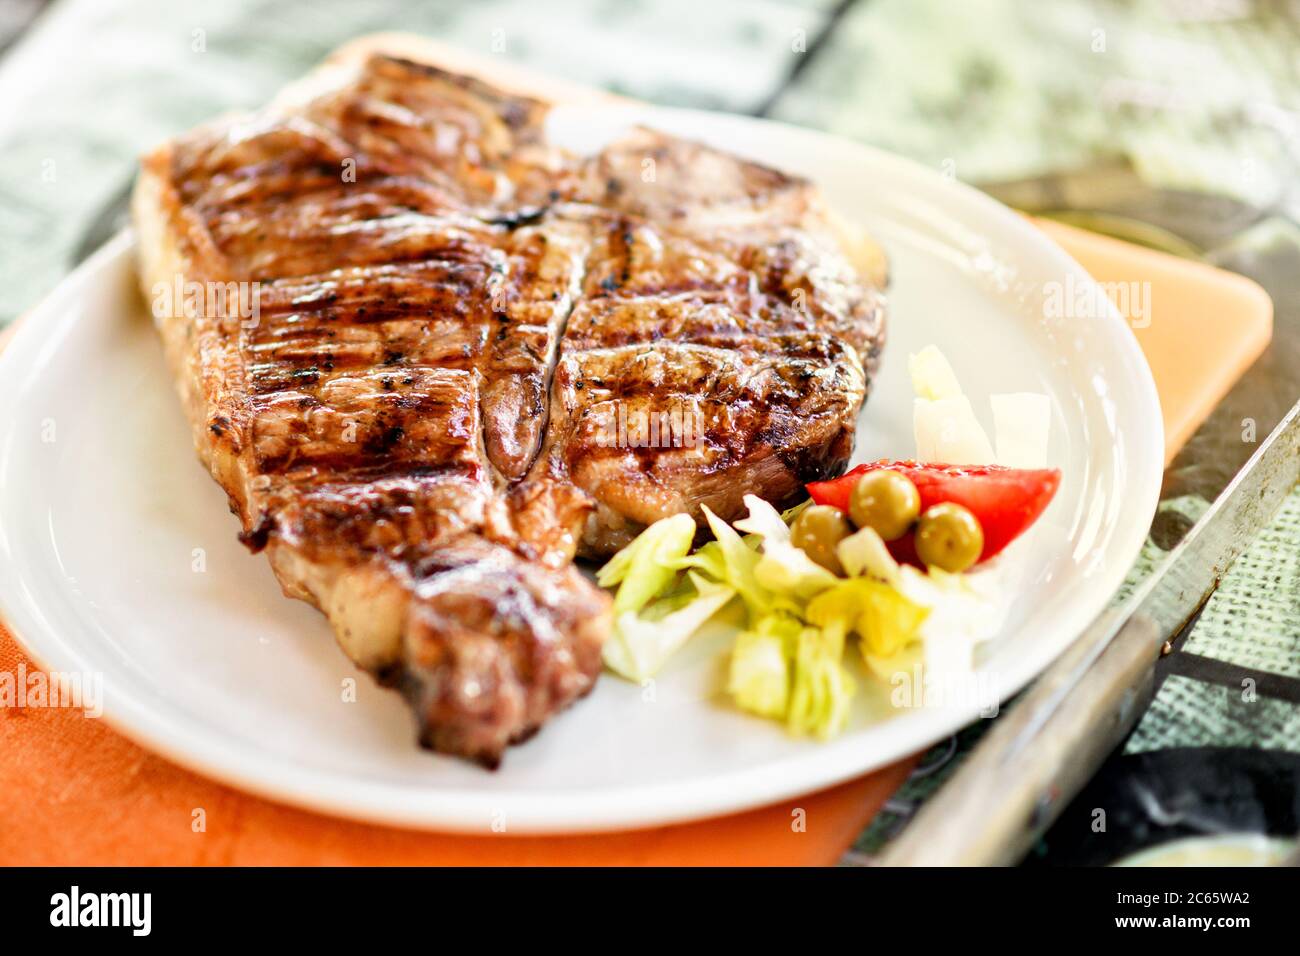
[
  {"x1": 698, "y1": 505, "x2": 794, "y2": 619},
  {"x1": 731, "y1": 610, "x2": 857, "y2": 739},
  {"x1": 603, "y1": 573, "x2": 736, "y2": 682},
  {"x1": 671, "y1": 538, "x2": 726, "y2": 581},
  {"x1": 731, "y1": 494, "x2": 791, "y2": 541},
  {"x1": 597, "y1": 512, "x2": 696, "y2": 616},
  {"x1": 728, "y1": 613, "x2": 800, "y2": 719},
  {"x1": 595, "y1": 477, "x2": 997, "y2": 740},
  {"x1": 786, "y1": 625, "x2": 855, "y2": 739},
  {"x1": 597, "y1": 513, "x2": 736, "y2": 682},
  {"x1": 734, "y1": 494, "x2": 838, "y2": 600},
  {"x1": 895, "y1": 565, "x2": 1004, "y2": 676}
]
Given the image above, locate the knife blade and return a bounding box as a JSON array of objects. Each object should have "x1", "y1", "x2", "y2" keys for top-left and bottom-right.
[{"x1": 879, "y1": 399, "x2": 1300, "y2": 866}]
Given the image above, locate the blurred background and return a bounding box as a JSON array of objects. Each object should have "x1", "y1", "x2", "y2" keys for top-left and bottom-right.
[{"x1": 2, "y1": 0, "x2": 1298, "y2": 866}]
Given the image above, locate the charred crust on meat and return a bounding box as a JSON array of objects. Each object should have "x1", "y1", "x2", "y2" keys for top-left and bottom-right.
[
  {"x1": 237, "y1": 514, "x2": 274, "y2": 553},
  {"x1": 137, "y1": 50, "x2": 885, "y2": 767}
]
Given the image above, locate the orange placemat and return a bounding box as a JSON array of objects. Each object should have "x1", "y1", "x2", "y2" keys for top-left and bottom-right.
[
  {"x1": 0, "y1": 620, "x2": 914, "y2": 865},
  {"x1": 1034, "y1": 218, "x2": 1273, "y2": 463}
]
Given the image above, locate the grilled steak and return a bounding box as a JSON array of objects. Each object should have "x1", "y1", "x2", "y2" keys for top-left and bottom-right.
[{"x1": 133, "y1": 48, "x2": 886, "y2": 766}]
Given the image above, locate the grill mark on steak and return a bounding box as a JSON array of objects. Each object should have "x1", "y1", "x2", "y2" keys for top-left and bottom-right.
[
  {"x1": 133, "y1": 52, "x2": 886, "y2": 765},
  {"x1": 528, "y1": 143, "x2": 886, "y2": 556}
]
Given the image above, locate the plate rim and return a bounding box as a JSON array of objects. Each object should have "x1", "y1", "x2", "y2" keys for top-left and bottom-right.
[{"x1": 0, "y1": 108, "x2": 1164, "y2": 833}]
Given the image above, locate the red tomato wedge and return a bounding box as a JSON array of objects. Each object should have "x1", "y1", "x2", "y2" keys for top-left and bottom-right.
[{"x1": 806, "y1": 460, "x2": 1061, "y2": 566}]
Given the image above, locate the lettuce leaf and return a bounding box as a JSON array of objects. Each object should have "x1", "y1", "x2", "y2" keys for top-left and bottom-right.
[
  {"x1": 732, "y1": 493, "x2": 793, "y2": 541},
  {"x1": 602, "y1": 573, "x2": 736, "y2": 682},
  {"x1": 728, "y1": 613, "x2": 800, "y2": 719},
  {"x1": 861, "y1": 567, "x2": 1008, "y2": 709},
  {"x1": 596, "y1": 512, "x2": 697, "y2": 616},
  {"x1": 672, "y1": 538, "x2": 727, "y2": 581},
  {"x1": 734, "y1": 494, "x2": 838, "y2": 600},
  {"x1": 786, "y1": 625, "x2": 855, "y2": 739},
  {"x1": 699, "y1": 505, "x2": 795, "y2": 619}
]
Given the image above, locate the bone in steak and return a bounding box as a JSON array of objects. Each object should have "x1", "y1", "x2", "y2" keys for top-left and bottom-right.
[{"x1": 131, "y1": 51, "x2": 886, "y2": 766}]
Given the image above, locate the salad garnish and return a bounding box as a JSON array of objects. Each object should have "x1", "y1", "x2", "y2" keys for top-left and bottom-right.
[{"x1": 596, "y1": 345, "x2": 1062, "y2": 738}]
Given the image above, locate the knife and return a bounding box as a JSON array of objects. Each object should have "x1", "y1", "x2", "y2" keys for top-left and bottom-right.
[{"x1": 879, "y1": 399, "x2": 1300, "y2": 866}]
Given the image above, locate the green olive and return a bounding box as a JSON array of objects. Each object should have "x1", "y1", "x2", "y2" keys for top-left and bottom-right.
[
  {"x1": 915, "y1": 502, "x2": 984, "y2": 573},
  {"x1": 849, "y1": 469, "x2": 921, "y2": 541},
  {"x1": 791, "y1": 505, "x2": 851, "y2": 575}
]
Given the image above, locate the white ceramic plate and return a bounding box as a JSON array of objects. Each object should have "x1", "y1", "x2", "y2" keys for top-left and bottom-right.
[{"x1": 0, "y1": 106, "x2": 1162, "y2": 833}]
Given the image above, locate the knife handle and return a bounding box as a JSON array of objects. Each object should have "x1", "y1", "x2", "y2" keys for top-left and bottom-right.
[{"x1": 878, "y1": 610, "x2": 1161, "y2": 866}]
